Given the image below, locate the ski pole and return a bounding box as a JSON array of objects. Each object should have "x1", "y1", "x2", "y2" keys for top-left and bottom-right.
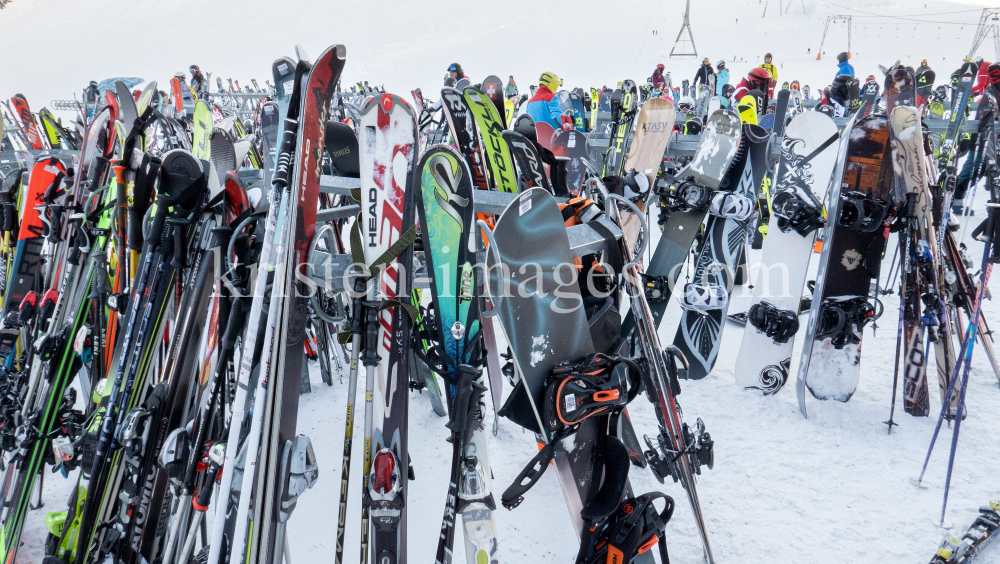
[
  {"x1": 914, "y1": 244, "x2": 993, "y2": 490},
  {"x1": 886, "y1": 194, "x2": 914, "y2": 433},
  {"x1": 334, "y1": 274, "x2": 367, "y2": 564}
]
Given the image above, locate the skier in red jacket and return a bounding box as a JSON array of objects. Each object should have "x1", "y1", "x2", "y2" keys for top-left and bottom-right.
[
  {"x1": 731, "y1": 67, "x2": 772, "y2": 107},
  {"x1": 972, "y1": 56, "x2": 991, "y2": 96}
]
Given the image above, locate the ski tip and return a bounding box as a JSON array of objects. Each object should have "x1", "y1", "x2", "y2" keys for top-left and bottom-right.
[{"x1": 335, "y1": 44, "x2": 347, "y2": 59}]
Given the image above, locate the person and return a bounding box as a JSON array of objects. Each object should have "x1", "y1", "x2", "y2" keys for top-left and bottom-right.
[
  {"x1": 505, "y1": 75, "x2": 518, "y2": 99},
  {"x1": 835, "y1": 52, "x2": 854, "y2": 79},
  {"x1": 526, "y1": 71, "x2": 571, "y2": 131},
  {"x1": 189, "y1": 64, "x2": 207, "y2": 100},
  {"x1": 827, "y1": 75, "x2": 855, "y2": 117},
  {"x1": 715, "y1": 60, "x2": 730, "y2": 107},
  {"x1": 84, "y1": 80, "x2": 100, "y2": 104},
  {"x1": 732, "y1": 67, "x2": 771, "y2": 107},
  {"x1": 447, "y1": 63, "x2": 466, "y2": 82},
  {"x1": 84, "y1": 80, "x2": 100, "y2": 119},
  {"x1": 693, "y1": 57, "x2": 715, "y2": 94},
  {"x1": 650, "y1": 64, "x2": 668, "y2": 90},
  {"x1": 972, "y1": 55, "x2": 991, "y2": 96},
  {"x1": 759, "y1": 52, "x2": 778, "y2": 97},
  {"x1": 916, "y1": 59, "x2": 935, "y2": 104}
]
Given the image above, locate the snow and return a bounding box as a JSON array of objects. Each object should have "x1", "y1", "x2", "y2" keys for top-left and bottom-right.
[{"x1": 7, "y1": 0, "x2": 1000, "y2": 562}]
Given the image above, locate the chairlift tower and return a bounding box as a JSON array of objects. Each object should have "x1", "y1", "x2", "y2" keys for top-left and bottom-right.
[
  {"x1": 816, "y1": 15, "x2": 852, "y2": 60},
  {"x1": 968, "y1": 8, "x2": 1000, "y2": 62},
  {"x1": 670, "y1": 0, "x2": 698, "y2": 57}
]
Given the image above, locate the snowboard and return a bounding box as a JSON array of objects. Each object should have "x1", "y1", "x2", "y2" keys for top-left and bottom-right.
[
  {"x1": 550, "y1": 128, "x2": 589, "y2": 194},
  {"x1": 491, "y1": 188, "x2": 649, "y2": 552},
  {"x1": 672, "y1": 123, "x2": 770, "y2": 380},
  {"x1": 619, "y1": 96, "x2": 676, "y2": 244},
  {"x1": 800, "y1": 115, "x2": 891, "y2": 406},
  {"x1": 735, "y1": 111, "x2": 841, "y2": 393},
  {"x1": 620, "y1": 109, "x2": 741, "y2": 338}
]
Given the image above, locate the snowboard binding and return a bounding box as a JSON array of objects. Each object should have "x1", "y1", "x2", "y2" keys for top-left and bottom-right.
[
  {"x1": 680, "y1": 282, "x2": 729, "y2": 314},
  {"x1": 657, "y1": 176, "x2": 712, "y2": 213},
  {"x1": 707, "y1": 192, "x2": 754, "y2": 221},
  {"x1": 838, "y1": 191, "x2": 889, "y2": 232},
  {"x1": 772, "y1": 191, "x2": 825, "y2": 236},
  {"x1": 578, "y1": 492, "x2": 676, "y2": 564},
  {"x1": 543, "y1": 353, "x2": 643, "y2": 434},
  {"x1": 747, "y1": 301, "x2": 800, "y2": 344},
  {"x1": 815, "y1": 297, "x2": 877, "y2": 349},
  {"x1": 639, "y1": 273, "x2": 670, "y2": 302}
]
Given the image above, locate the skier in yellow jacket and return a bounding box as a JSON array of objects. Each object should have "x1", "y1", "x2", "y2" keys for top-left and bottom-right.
[{"x1": 759, "y1": 52, "x2": 778, "y2": 97}]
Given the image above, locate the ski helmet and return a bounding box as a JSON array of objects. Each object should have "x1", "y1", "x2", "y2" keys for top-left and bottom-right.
[
  {"x1": 677, "y1": 96, "x2": 696, "y2": 113},
  {"x1": 749, "y1": 67, "x2": 771, "y2": 81},
  {"x1": 716, "y1": 60, "x2": 726, "y2": 70},
  {"x1": 174, "y1": 71, "x2": 186, "y2": 79},
  {"x1": 89, "y1": 80, "x2": 98, "y2": 88},
  {"x1": 765, "y1": 52, "x2": 773, "y2": 60},
  {"x1": 656, "y1": 63, "x2": 665, "y2": 71},
  {"x1": 189, "y1": 64, "x2": 200, "y2": 74},
  {"x1": 447, "y1": 63, "x2": 464, "y2": 79},
  {"x1": 921, "y1": 59, "x2": 928, "y2": 66},
  {"x1": 837, "y1": 52, "x2": 850, "y2": 63},
  {"x1": 989, "y1": 63, "x2": 1000, "y2": 87},
  {"x1": 539, "y1": 71, "x2": 563, "y2": 91},
  {"x1": 703, "y1": 57, "x2": 711, "y2": 65}
]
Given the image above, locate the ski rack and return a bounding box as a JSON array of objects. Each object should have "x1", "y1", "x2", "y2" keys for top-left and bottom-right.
[
  {"x1": 586, "y1": 112, "x2": 979, "y2": 164},
  {"x1": 306, "y1": 175, "x2": 625, "y2": 292}
]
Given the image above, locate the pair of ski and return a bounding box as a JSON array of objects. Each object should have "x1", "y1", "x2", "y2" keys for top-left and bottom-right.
[{"x1": 208, "y1": 45, "x2": 345, "y2": 564}]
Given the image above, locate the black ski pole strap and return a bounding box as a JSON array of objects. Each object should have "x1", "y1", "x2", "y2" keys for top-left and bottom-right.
[{"x1": 501, "y1": 439, "x2": 559, "y2": 510}]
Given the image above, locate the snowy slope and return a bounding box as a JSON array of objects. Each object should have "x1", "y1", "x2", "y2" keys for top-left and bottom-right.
[
  {"x1": 6, "y1": 0, "x2": 1000, "y2": 562},
  {"x1": 3, "y1": 0, "x2": 1000, "y2": 112}
]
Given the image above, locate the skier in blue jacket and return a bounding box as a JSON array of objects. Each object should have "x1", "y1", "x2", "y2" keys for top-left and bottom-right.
[
  {"x1": 715, "y1": 60, "x2": 730, "y2": 107},
  {"x1": 526, "y1": 71, "x2": 570, "y2": 130},
  {"x1": 835, "y1": 52, "x2": 855, "y2": 80}
]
